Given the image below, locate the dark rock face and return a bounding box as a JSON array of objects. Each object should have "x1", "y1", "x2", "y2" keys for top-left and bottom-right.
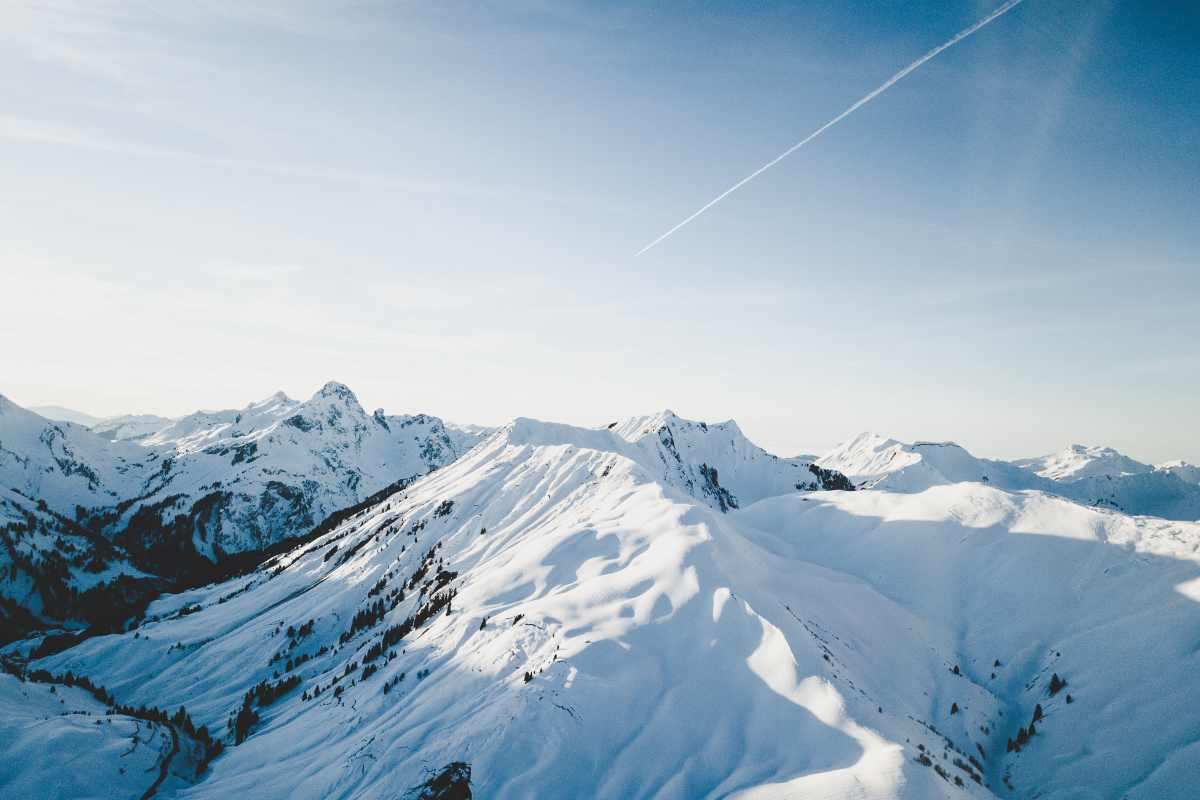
[
  {"x1": 412, "y1": 761, "x2": 471, "y2": 800},
  {"x1": 804, "y1": 463, "x2": 856, "y2": 492},
  {"x1": 699, "y1": 463, "x2": 739, "y2": 512}
]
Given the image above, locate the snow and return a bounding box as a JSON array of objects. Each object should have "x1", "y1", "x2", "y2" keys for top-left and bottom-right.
[
  {"x1": 0, "y1": 672, "x2": 170, "y2": 800},
  {"x1": 1157, "y1": 460, "x2": 1200, "y2": 485},
  {"x1": 609, "y1": 409, "x2": 838, "y2": 509},
  {"x1": 26, "y1": 414, "x2": 1200, "y2": 798},
  {"x1": 28, "y1": 405, "x2": 102, "y2": 428},
  {"x1": 90, "y1": 414, "x2": 175, "y2": 443},
  {"x1": 819, "y1": 431, "x2": 1200, "y2": 521},
  {"x1": 1013, "y1": 444, "x2": 1152, "y2": 481},
  {"x1": 0, "y1": 386, "x2": 492, "y2": 629}
]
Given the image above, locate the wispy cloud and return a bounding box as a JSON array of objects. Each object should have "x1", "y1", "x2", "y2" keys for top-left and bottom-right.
[{"x1": 0, "y1": 113, "x2": 521, "y2": 198}]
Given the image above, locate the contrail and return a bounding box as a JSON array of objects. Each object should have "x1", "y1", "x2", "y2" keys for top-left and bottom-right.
[{"x1": 635, "y1": 0, "x2": 1026, "y2": 256}]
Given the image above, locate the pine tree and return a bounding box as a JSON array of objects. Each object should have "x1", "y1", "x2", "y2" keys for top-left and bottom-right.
[{"x1": 950, "y1": 702, "x2": 959, "y2": 715}]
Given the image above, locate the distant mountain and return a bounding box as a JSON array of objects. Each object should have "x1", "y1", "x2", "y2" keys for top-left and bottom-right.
[
  {"x1": 1156, "y1": 460, "x2": 1200, "y2": 485},
  {"x1": 15, "y1": 414, "x2": 1199, "y2": 799},
  {"x1": 28, "y1": 405, "x2": 102, "y2": 427},
  {"x1": 89, "y1": 413, "x2": 174, "y2": 442},
  {"x1": 816, "y1": 432, "x2": 1041, "y2": 493},
  {"x1": 0, "y1": 384, "x2": 490, "y2": 638},
  {"x1": 819, "y1": 433, "x2": 1200, "y2": 520},
  {"x1": 607, "y1": 410, "x2": 852, "y2": 512},
  {"x1": 1013, "y1": 444, "x2": 1153, "y2": 481}
]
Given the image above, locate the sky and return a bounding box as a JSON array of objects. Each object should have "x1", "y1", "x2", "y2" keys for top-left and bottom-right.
[{"x1": 2, "y1": 0, "x2": 1197, "y2": 463}]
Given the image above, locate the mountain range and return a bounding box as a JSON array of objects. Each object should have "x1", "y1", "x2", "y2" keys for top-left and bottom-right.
[
  {"x1": 0, "y1": 383, "x2": 487, "y2": 639},
  {"x1": 2, "y1": 386, "x2": 1199, "y2": 799},
  {"x1": 817, "y1": 433, "x2": 1200, "y2": 518}
]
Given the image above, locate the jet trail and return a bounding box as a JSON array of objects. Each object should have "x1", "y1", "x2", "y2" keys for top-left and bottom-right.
[{"x1": 635, "y1": 0, "x2": 1026, "y2": 256}]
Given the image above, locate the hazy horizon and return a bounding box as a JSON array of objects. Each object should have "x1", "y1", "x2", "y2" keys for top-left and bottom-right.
[
  {"x1": 10, "y1": 377, "x2": 1197, "y2": 467},
  {"x1": 4, "y1": 1, "x2": 1197, "y2": 463}
]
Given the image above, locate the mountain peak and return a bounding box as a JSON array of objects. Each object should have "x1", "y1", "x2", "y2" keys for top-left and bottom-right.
[
  {"x1": 1017, "y1": 443, "x2": 1151, "y2": 482},
  {"x1": 310, "y1": 381, "x2": 361, "y2": 406},
  {"x1": 317, "y1": 380, "x2": 354, "y2": 396}
]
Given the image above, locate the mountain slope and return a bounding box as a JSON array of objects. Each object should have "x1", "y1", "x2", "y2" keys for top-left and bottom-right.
[
  {"x1": 28, "y1": 406, "x2": 102, "y2": 428},
  {"x1": 1012, "y1": 444, "x2": 1152, "y2": 481},
  {"x1": 1157, "y1": 460, "x2": 1200, "y2": 485},
  {"x1": 0, "y1": 671, "x2": 178, "y2": 800},
  {"x1": 25, "y1": 416, "x2": 1200, "y2": 799},
  {"x1": 108, "y1": 382, "x2": 489, "y2": 572},
  {"x1": 90, "y1": 413, "x2": 175, "y2": 443},
  {"x1": 820, "y1": 432, "x2": 1200, "y2": 521},
  {"x1": 0, "y1": 386, "x2": 490, "y2": 636},
  {"x1": 611, "y1": 410, "x2": 852, "y2": 511}
]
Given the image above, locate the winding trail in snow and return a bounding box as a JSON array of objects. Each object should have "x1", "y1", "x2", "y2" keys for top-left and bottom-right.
[{"x1": 139, "y1": 723, "x2": 179, "y2": 800}]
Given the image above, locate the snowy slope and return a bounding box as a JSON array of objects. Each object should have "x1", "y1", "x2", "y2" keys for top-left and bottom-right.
[
  {"x1": 90, "y1": 414, "x2": 175, "y2": 443},
  {"x1": 28, "y1": 405, "x2": 102, "y2": 428},
  {"x1": 1013, "y1": 444, "x2": 1152, "y2": 481},
  {"x1": 0, "y1": 672, "x2": 172, "y2": 800},
  {"x1": 0, "y1": 395, "x2": 148, "y2": 513},
  {"x1": 26, "y1": 416, "x2": 1200, "y2": 799},
  {"x1": 0, "y1": 386, "x2": 490, "y2": 635},
  {"x1": 816, "y1": 433, "x2": 1040, "y2": 493},
  {"x1": 0, "y1": 397, "x2": 157, "y2": 633},
  {"x1": 1157, "y1": 460, "x2": 1200, "y2": 485},
  {"x1": 108, "y1": 382, "x2": 490, "y2": 568},
  {"x1": 820, "y1": 432, "x2": 1200, "y2": 521},
  {"x1": 611, "y1": 410, "x2": 852, "y2": 511}
]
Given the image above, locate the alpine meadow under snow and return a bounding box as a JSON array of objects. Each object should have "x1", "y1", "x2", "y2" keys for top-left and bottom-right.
[{"x1": 3, "y1": 387, "x2": 1200, "y2": 798}]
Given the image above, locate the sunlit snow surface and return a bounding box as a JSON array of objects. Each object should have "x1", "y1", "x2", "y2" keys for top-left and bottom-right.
[
  {"x1": 0, "y1": 384, "x2": 490, "y2": 624},
  {"x1": 29, "y1": 416, "x2": 1200, "y2": 799},
  {"x1": 0, "y1": 673, "x2": 173, "y2": 799},
  {"x1": 819, "y1": 432, "x2": 1200, "y2": 520}
]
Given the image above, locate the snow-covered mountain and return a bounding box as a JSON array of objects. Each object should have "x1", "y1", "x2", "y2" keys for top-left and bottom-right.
[
  {"x1": 0, "y1": 385, "x2": 490, "y2": 636},
  {"x1": 818, "y1": 432, "x2": 1200, "y2": 521},
  {"x1": 10, "y1": 414, "x2": 1198, "y2": 799},
  {"x1": 90, "y1": 413, "x2": 175, "y2": 443},
  {"x1": 1012, "y1": 444, "x2": 1152, "y2": 481},
  {"x1": 1157, "y1": 460, "x2": 1200, "y2": 485},
  {"x1": 815, "y1": 432, "x2": 1033, "y2": 493},
  {"x1": 28, "y1": 405, "x2": 102, "y2": 428},
  {"x1": 609, "y1": 410, "x2": 852, "y2": 511}
]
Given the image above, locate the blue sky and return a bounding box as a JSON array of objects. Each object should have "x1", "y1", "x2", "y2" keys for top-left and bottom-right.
[{"x1": 2, "y1": 1, "x2": 1197, "y2": 462}]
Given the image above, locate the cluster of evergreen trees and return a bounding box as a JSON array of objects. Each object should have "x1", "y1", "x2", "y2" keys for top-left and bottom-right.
[
  {"x1": 341, "y1": 598, "x2": 388, "y2": 644},
  {"x1": 288, "y1": 619, "x2": 315, "y2": 639},
  {"x1": 232, "y1": 674, "x2": 301, "y2": 744},
  {"x1": 19, "y1": 665, "x2": 223, "y2": 768},
  {"x1": 245, "y1": 673, "x2": 301, "y2": 708},
  {"x1": 1006, "y1": 700, "x2": 1052, "y2": 753}
]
